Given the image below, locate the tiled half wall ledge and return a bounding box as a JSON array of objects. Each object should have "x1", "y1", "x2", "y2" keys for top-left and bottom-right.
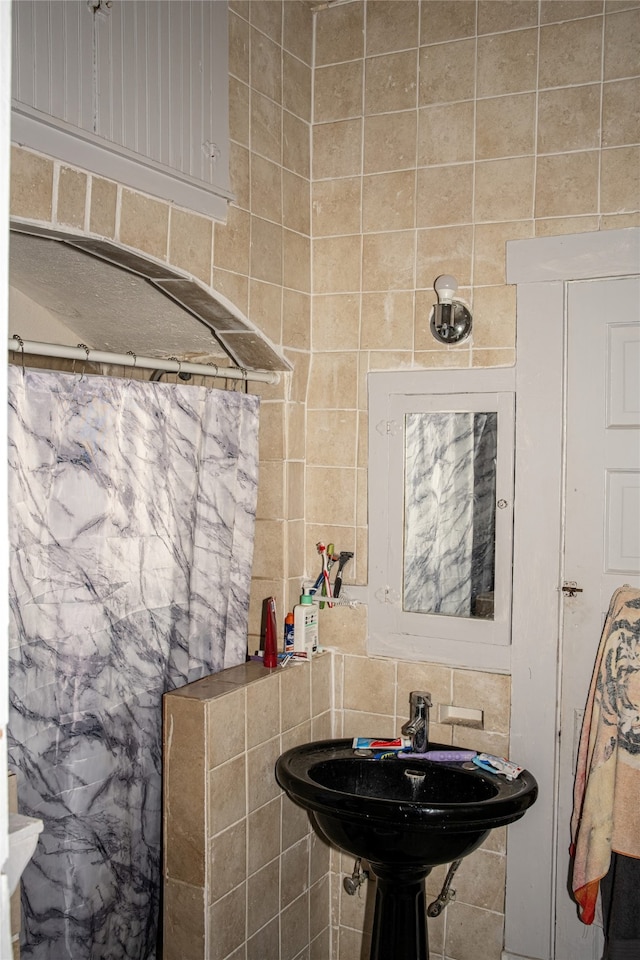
[{"x1": 162, "y1": 655, "x2": 333, "y2": 960}]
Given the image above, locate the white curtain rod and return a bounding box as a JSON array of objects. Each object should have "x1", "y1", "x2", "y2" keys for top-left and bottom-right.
[{"x1": 8, "y1": 337, "x2": 280, "y2": 385}]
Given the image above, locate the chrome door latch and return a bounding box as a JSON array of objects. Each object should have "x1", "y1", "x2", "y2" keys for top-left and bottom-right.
[{"x1": 562, "y1": 581, "x2": 583, "y2": 597}]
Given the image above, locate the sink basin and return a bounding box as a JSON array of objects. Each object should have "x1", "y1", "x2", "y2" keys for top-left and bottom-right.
[
  {"x1": 276, "y1": 738, "x2": 538, "y2": 869},
  {"x1": 276, "y1": 738, "x2": 538, "y2": 960}
]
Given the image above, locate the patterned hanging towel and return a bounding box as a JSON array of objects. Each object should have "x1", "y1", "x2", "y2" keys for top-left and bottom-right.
[{"x1": 570, "y1": 585, "x2": 640, "y2": 926}]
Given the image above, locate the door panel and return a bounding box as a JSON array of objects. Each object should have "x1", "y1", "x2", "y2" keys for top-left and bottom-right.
[{"x1": 555, "y1": 278, "x2": 640, "y2": 958}]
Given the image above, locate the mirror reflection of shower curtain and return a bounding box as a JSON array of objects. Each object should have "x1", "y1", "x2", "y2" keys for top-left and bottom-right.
[
  {"x1": 404, "y1": 411, "x2": 496, "y2": 618},
  {"x1": 7, "y1": 367, "x2": 260, "y2": 960}
]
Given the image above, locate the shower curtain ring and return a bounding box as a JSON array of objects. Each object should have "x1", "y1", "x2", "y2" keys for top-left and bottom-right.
[
  {"x1": 77, "y1": 343, "x2": 90, "y2": 380},
  {"x1": 126, "y1": 350, "x2": 136, "y2": 379},
  {"x1": 12, "y1": 334, "x2": 25, "y2": 374},
  {"x1": 168, "y1": 357, "x2": 181, "y2": 381}
]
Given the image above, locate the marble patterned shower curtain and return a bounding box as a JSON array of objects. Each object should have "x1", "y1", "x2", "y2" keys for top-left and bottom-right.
[{"x1": 7, "y1": 367, "x2": 260, "y2": 960}]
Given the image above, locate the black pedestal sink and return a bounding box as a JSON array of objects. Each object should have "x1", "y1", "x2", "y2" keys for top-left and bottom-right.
[{"x1": 275, "y1": 739, "x2": 538, "y2": 960}]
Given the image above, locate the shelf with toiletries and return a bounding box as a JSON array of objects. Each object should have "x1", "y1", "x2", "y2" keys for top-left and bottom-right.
[{"x1": 300, "y1": 589, "x2": 365, "y2": 609}]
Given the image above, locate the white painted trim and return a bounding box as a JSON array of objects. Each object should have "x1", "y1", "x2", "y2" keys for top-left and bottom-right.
[
  {"x1": 368, "y1": 366, "x2": 516, "y2": 397},
  {"x1": 12, "y1": 106, "x2": 233, "y2": 222},
  {"x1": 507, "y1": 278, "x2": 565, "y2": 960},
  {"x1": 506, "y1": 227, "x2": 640, "y2": 284},
  {"x1": 0, "y1": 1, "x2": 11, "y2": 954},
  {"x1": 505, "y1": 228, "x2": 640, "y2": 960}
]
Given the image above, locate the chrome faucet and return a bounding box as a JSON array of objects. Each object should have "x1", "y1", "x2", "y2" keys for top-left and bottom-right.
[{"x1": 401, "y1": 691, "x2": 432, "y2": 753}]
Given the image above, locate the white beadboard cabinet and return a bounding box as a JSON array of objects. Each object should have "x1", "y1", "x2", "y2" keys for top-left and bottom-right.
[{"x1": 11, "y1": 0, "x2": 232, "y2": 221}]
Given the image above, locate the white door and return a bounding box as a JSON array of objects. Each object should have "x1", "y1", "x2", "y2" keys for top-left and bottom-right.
[
  {"x1": 1, "y1": 3, "x2": 12, "y2": 955},
  {"x1": 554, "y1": 277, "x2": 640, "y2": 958}
]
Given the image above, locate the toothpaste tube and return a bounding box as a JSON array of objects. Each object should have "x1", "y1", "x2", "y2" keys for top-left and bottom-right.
[
  {"x1": 352, "y1": 737, "x2": 411, "y2": 751},
  {"x1": 472, "y1": 753, "x2": 524, "y2": 781}
]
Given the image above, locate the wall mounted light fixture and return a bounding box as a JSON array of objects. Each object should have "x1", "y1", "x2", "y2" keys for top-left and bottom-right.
[{"x1": 429, "y1": 275, "x2": 472, "y2": 344}]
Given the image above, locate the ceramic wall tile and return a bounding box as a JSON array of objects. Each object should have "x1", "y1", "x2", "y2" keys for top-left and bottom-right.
[
  {"x1": 119, "y1": 189, "x2": 169, "y2": 259},
  {"x1": 208, "y1": 883, "x2": 247, "y2": 960},
  {"x1": 419, "y1": 101, "x2": 475, "y2": 165},
  {"x1": 314, "y1": 61, "x2": 364, "y2": 124},
  {"x1": 283, "y1": 52, "x2": 312, "y2": 122},
  {"x1": 475, "y1": 157, "x2": 535, "y2": 222},
  {"x1": 169, "y1": 208, "x2": 213, "y2": 284},
  {"x1": 475, "y1": 93, "x2": 536, "y2": 160},
  {"x1": 420, "y1": 0, "x2": 476, "y2": 44},
  {"x1": 89, "y1": 176, "x2": 117, "y2": 237},
  {"x1": 537, "y1": 85, "x2": 602, "y2": 154},
  {"x1": 418, "y1": 39, "x2": 476, "y2": 104},
  {"x1": 229, "y1": 9, "x2": 250, "y2": 83},
  {"x1": 601, "y1": 146, "x2": 640, "y2": 213},
  {"x1": 250, "y1": 27, "x2": 282, "y2": 104},
  {"x1": 229, "y1": 75, "x2": 250, "y2": 148},
  {"x1": 315, "y1": 1, "x2": 364, "y2": 67},
  {"x1": 541, "y1": 0, "x2": 603, "y2": 22},
  {"x1": 535, "y1": 151, "x2": 600, "y2": 217},
  {"x1": 445, "y1": 900, "x2": 504, "y2": 960},
  {"x1": 283, "y1": 1, "x2": 313, "y2": 65},
  {"x1": 364, "y1": 111, "x2": 418, "y2": 173},
  {"x1": 56, "y1": 167, "x2": 86, "y2": 228},
  {"x1": 313, "y1": 119, "x2": 363, "y2": 180},
  {"x1": 365, "y1": 50, "x2": 419, "y2": 115},
  {"x1": 416, "y1": 164, "x2": 474, "y2": 227},
  {"x1": 10, "y1": 147, "x2": 53, "y2": 220},
  {"x1": 539, "y1": 16, "x2": 604, "y2": 88},
  {"x1": 478, "y1": 0, "x2": 538, "y2": 33},
  {"x1": 604, "y1": 6, "x2": 640, "y2": 79},
  {"x1": 416, "y1": 225, "x2": 473, "y2": 289},
  {"x1": 477, "y1": 29, "x2": 538, "y2": 96},
  {"x1": 602, "y1": 78, "x2": 640, "y2": 147}
]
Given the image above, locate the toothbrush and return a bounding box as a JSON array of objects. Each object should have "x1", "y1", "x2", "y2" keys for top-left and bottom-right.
[
  {"x1": 310, "y1": 570, "x2": 324, "y2": 594},
  {"x1": 316, "y1": 542, "x2": 333, "y2": 608}
]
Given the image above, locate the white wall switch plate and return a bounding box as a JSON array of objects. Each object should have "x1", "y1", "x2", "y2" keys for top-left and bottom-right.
[{"x1": 438, "y1": 705, "x2": 484, "y2": 728}]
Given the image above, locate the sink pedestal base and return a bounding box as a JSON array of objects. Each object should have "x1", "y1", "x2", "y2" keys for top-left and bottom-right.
[{"x1": 369, "y1": 865, "x2": 431, "y2": 960}]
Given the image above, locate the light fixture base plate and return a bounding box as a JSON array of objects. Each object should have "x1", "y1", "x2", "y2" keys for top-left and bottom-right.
[{"x1": 429, "y1": 302, "x2": 472, "y2": 344}]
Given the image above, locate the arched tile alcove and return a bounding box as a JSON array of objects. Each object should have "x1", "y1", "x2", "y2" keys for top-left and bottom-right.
[{"x1": 9, "y1": 220, "x2": 291, "y2": 374}]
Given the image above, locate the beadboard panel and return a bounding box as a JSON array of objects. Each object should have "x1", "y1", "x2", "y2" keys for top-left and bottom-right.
[{"x1": 12, "y1": 0, "x2": 231, "y2": 220}]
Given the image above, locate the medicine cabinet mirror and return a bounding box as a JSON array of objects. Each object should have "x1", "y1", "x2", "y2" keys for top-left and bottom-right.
[
  {"x1": 368, "y1": 368, "x2": 516, "y2": 672},
  {"x1": 404, "y1": 409, "x2": 498, "y2": 619}
]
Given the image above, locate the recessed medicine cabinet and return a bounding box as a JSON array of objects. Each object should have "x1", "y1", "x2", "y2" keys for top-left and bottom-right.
[{"x1": 368, "y1": 367, "x2": 516, "y2": 672}]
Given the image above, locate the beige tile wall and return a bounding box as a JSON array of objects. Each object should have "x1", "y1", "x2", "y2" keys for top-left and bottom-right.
[
  {"x1": 308, "y1": 0, "x2": 640, "y2": 584},
  {"x1": 307, "y1": 3, "x2": 638, "y2": 956},
  {"x1": 163, "y1": 655, "x2": 333, "y2": 960},
  {"x1": 325, "y1": 615, "x2": 511, "y2": 960},
  {"x1": 8, "y1": 1, "x2": 640, "y2": 958},
  {"x1": 224, "y1": 0, "x2": 315, "y2": 644}
]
